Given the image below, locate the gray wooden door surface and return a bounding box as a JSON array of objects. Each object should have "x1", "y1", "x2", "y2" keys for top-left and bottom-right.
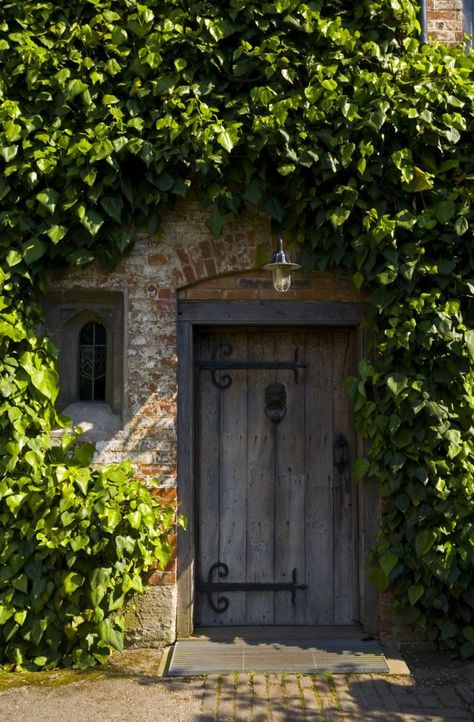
[{"x1": 195, "y1": 327, "x2": 358, "y2": 626}]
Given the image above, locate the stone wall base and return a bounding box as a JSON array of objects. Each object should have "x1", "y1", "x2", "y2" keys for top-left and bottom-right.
[{"x1": 124, "y1": 586, "x2": 177, "y2": 647}]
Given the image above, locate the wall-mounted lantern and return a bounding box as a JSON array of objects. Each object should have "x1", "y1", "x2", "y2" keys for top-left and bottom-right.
[{"x1": 263, "y1": 237, "x2": 301, "y2": 293}]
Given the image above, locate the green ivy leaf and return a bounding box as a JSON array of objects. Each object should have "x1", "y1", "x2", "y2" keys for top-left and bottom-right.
[
  {"x1": 1, "y1": 145, "x2": 18, "y2": 162},
  {"x1": 22, "y1": 238, "x2": 47, "y2": 265},
  {"x1": 407, "y1": 167, "x2": 434, "y2": 192},
  {"x1": 353, "y1": 272, "x2": 364, "y2": 290},
  {"x1": 36, "y1": 188, "x2": 59, "y2": 214},
  {"x1": 217, "y1": 127, "x2": 239, "y2": 153},
  {"x1": 465, "y1": 331, "x2": 474, "y2": 361},
  {"x1": 369, "y1": 567, "x2": 389, "y2": 592},
  {"x1": 98, "y1": 618, "x2": 124, "y2": 652},
  {"x1": 455, "y1": 216, "x2": 469, "y2": 236},
  {"x1": 77, "y1": 205, "x2": 104, "y2": 236},
  {"x1": 63, "y1": 572, "x2": 84, "y2": 594},
  {"x1": 243, "y1": 179, "x2": 265, "y2": 206},
  {"x1": 90, "y1": 139, "x2": 115, "y2": 162},
  {"x1": 415, "y1": 530, "x2": 435, "y2": 557},
  {"x1": 74, "y1": 443, "x2": 95, "y2": 466},
  {"x1": 12, "y1": 574, "x2": 28, "y2": 593},
  {"x1": 29, "y1": 368, "x2": 59, "y2": 402},
  {"x1": 100, "y1": 196, "x2": 123, "y2": 222},
  {"x1": 379, "y1": 550, "x2": 398, "y2": 578},
  {"x1": 46, "y1": 225, "x2": 67, "y2": 244},
  {"x1": 14, "y1": 609, "x2": 28, "y2": 625},
  {"x1": 434, "y1": 201, "x2": 456, "y2": 224},
  {"x1": 155, "y1": 173, "x2": 174, "y2": 191},
  {"x1": 206, "y1": 209, "x2": 225, "y2": 237},
  {"x1": 0, "y1": 606, "x2": 14, "y2": 625},
  {"x1": 6, "y1": 249, "x2": 22, "y2": 267},
  {"x1": 264, "y1": 197, "x2": 285, "y2": 222},
  {"x1": 386, "y1": 374, "x2": 408, "y2": 397},
  {"x1": 354, "y1": 457, "x2": 369, "y2": 480},
  {"x1": 0, "y1": 319, "x2": 25, "y2": 341},
  {"x1": 5, "y1": 121, "x2": 22, "y2": 143},
  {"x1": 328, "y1": 207, "x2": 351, "y2": 228},
  {"x1": 33, "y1": 656, "x2": 49, "y2": 668},
  {"x1": 408, "y1": 584, "x2": 424, "y2": 605},
  {"x1": 65, "y1": 78, "x2": 88, "y2": 99},
  {"x1": 126, "y1": 511, "x2": 142, "y2": 529}
]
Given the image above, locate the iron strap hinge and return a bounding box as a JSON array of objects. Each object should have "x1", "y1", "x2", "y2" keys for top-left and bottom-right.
[
  {"x1": 198, "y1": 562, "x2": 308, "y2": 614},
  {"x1": 196, "y1": 344, "x2": 308, "y2": 388}
]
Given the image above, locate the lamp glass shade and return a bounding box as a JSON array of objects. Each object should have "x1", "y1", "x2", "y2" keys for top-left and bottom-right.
[
  {"x1": 263, "y1": 237, "x2": 301, "y2": 293},
  {"x1": 272, "y1": 265, "x2": 292, "y2": 293}
]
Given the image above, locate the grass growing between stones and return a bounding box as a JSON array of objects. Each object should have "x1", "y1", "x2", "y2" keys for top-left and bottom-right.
[{"x1": 0, "y1": 647, "x2": 165, "y2": 690}]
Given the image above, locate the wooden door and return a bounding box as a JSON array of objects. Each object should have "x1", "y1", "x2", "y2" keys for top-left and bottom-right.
[{"x1": 195, "y1": 327, "x2": 358, "y2": 626}]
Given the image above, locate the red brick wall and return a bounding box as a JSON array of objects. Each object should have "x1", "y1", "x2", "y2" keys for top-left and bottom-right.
[
  {"x1": 427, "y1": 1, "x2": 464, "y2": 44},
  {"x1": 48, "y1": 202, "x2": 268, "y2": 483}
]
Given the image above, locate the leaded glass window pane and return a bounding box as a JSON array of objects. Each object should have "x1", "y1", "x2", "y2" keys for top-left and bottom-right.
[{"x1": 79, "y1": 322, "x2": 107, "y2": 401}]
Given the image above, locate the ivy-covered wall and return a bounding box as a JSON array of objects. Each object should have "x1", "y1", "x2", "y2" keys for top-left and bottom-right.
[{"x1": 1, "y1": 0, "x2": 474, "y2": 663}]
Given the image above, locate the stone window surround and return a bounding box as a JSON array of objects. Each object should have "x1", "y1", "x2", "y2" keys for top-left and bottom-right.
[{"x1": 42, "y1": 289, "x2": 127, "y2": 420}]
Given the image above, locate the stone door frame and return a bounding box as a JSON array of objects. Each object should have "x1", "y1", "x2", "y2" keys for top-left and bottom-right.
[{"x1": 176, "y1": 299, "x2": 377, "y2": 638}]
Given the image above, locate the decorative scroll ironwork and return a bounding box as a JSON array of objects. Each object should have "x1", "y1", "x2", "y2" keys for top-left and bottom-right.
[
  {"x1": 264, "y1": 381, "x2": 287, "y2": 423},
  {"x1": 196, "y1": 344, "x2": 308, "y2": 389},
  {"x1": 198, "y1": 562, "x2": 308, "y2": 614}
]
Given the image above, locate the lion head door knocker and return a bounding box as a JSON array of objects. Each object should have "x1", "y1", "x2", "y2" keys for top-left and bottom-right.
[{"x1": 264, "y1": 382, "x2": 287, "y2": 423}]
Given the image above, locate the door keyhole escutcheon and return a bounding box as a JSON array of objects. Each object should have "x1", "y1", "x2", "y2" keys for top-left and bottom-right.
[{"x1": 264, "y1": 382, "x2": 287, "y2": 423}]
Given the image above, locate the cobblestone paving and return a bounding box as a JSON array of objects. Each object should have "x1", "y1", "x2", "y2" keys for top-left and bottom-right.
[
  {"x1": 1, "y1": 649, "x2": 473, "y2": 722},
  {"x1": 194, "y1": 673, "x2": 474, "y2": 722}
]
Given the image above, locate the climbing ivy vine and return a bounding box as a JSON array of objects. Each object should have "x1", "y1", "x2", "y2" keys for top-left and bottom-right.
[{"x1": 1, "y1": 0, "x2": 474, "y2": 664}]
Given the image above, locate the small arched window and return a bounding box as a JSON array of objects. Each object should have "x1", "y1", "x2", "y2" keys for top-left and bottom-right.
[
  {"x1": 79, "y1": 321, "x2": 107, "y2": 401},
  {"x1": 43, "y1": 290, "x2": 124, "y2": 418}
]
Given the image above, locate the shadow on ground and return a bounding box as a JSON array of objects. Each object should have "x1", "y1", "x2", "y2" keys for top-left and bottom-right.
[{"x1": 0, "y1": 646, "x2": 473, "y2": 722}]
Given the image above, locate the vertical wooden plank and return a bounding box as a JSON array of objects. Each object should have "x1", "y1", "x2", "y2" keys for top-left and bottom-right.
[
  {"x1": 361, "y1": 472, "x2": 379, "y2": 634},
  {"x1": 274, "y1": 329, "x2": 307, "y2": 624},
  {"x1": 176, "y1": 320, "x2": 196, "y2": 637},
  {"x1": 195, "y1": 330, "x2": 222, "y2": 625},
  {"x1": 357, "y1": 330, "x2": 380, "y2": 635},
  {"x1": 218, "y1": 329, "x2": 248, "y2": 624},
  {"x1": 305, "y1": 329, "x2": 334, "y2": 624},
  {"x1": 332, "y1": 327, "x2": 358, "y2": 624},
  {"x1": 245, "y1": 329, "x2": 276, "y2": 623}
]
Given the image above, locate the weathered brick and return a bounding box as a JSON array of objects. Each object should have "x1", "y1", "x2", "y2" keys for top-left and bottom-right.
[
  {"x1": 145, "y1": 570, "x2": 176, "y2": 585},
  {"x1": 425, "y1": 1, "x2": 464, "y2": 44},
  {"x1": 151, "y1": 486, "x2": 177, "y2": 501}
]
